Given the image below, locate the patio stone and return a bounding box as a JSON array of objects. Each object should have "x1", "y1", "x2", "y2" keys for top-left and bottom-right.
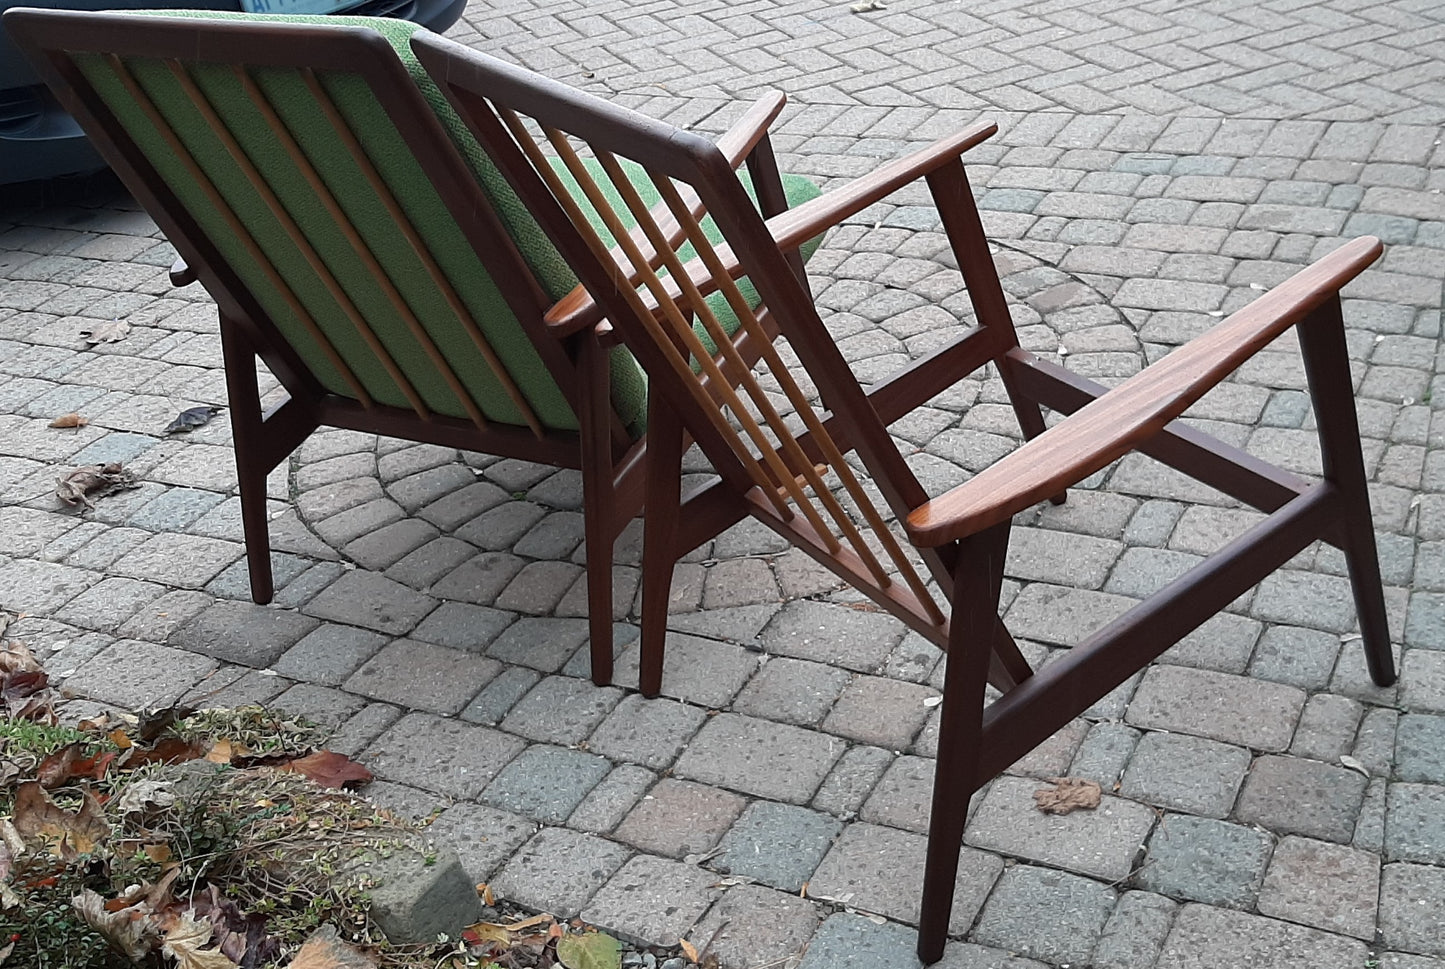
[
  {"x1": 1133, "y1": 814, "x2": 1272, "y2": 908},
  {"x1": 972, "y1": 865, "x2": 1116, "y2": 966},
  {"x1": 1257, "y1": 835, "x2": 1379, "y2": 940},
  {"x1": 673, "y1": 713, "x2": 844, "y2": 804}
]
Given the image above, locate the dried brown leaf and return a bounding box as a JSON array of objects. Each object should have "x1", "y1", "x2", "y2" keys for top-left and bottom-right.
[
  {"x1": 79, "y1": 319, "x2": 131, "y2": 345},
  {"x1": 1032, "y1": 777, "x2": 1102, "y2": 815},
  {"x1": 286, "y1": 925, "x2": 379, "y2": 968},
  {"x1": 12, "y1": 782, "x2": 110, "y2": 858},
  {"x1": 55, "y1": 462, "x2": 137, "y2": 510},
  {"x1": 0, "y1": 641, "x2": 41, "y2": 675},
  {"x1": 281, "y1": 750, "x2": 373, "y2": 789},
  {"x1": 162, "y1": 914, "x2": 241, "y2": 969},
  {"x1": 36, "y1": 743, "x2": 115, "y2": 789},
  {"x1": 124, "y1": 736, "x2": 207, "y2": 769},
  {"x1": 73, "y1": 889, "x2": 157, "y2": 961},
  {"x1": 48, "y1": 413, "x2": 89, "y2": 429}
]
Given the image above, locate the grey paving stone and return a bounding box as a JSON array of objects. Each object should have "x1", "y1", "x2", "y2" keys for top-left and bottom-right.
[
  {"x1": 582, "y1": 854, "x2": 720, "y2": 947},
  {"x1": 759, "y1": 599, "x2": 905, "y2": 672},
  {"x1": 183, "y1": 665, "x2": 291, "y2": 709},
  {"x1": 568, "y1": 763, "x2": 655, "y2": 834},
  {"x1": 713, "y1": 801, "x2": 841, "y2": 892},
  {"x1": 859, "y1": 754, "x2": 938, "y2": 835},
  {"x1": 494, "y1": 560, "x2": 582, "y2": 614},
  {"x1": 485, "y1": 616, "x2": 588, "y2": 672},
  {"x1": 1092, "y1": 891, "x2": 1178, "y2": 969},
  {"x1": 1120, "y1": 731, "x2": 1251, "y2": 819},
  {"x1": 268, "y1": 683, "x2": 368, "y2": 726},
  {"x1": 328, "y1": 702, "x2": 403, "y2": 758},
  {"x1": 1290, "y1": 693, "x2": 1364, "y2": 764},
  {"x1": 965, "y1": 775, "x2": 1155, "y2": 881},
  {"x1": 1156, "y1": 903, "x2": 1368, "y2": 969},
  {"x1": 270, "y1": 625, "x2": 388, "y2": 686},
  {"x1": 1379, "y1": 863, "x2": 1445, "y2": 958},
  {"x1": 52, "y1": 576, "x2": 164, "y2": 631},
  {"x1": 1247, "y1": 624, "x2": 1343, "y2": 689},
  {"x1": 1004, "y1": 584, "x2": 1136, "y2": 647},
  {"x1": 63, "y1": 638, "x2": 217, "y2": 709},
  {"x1": 1071, "y1": 722, "x2": 1142, "y2": 787},
  {"x1": 813, "y1": 744, "x2": 894, "y2": 818},
  {"x1": 304, "y1": 571, "x2": 438, "y2": 635},
  {"x1": 363, "y1": 712, "x2": 524, "y2": 799},
  {"x1": 1396, "y1": 714, "x2": 1445, "y2": 784},
  {"x1": 1159, "y1": 612, "x2": 1262, "y2": 675},
  {"x1": 674, "y1": 713, "x2": 843, "y2": 804},
  {"x1": 731, "y1": 656, "x2": 852, "y2": 726},
  {"x1": 808, "y1": 822, "x2": 1002, "y2": 934},
  {"x1": 686, "y1": 884, "x2": 821, "y2": 969},
  {"x1": 480, "y1": 744, "x2": 611, "y2": 825},
  {"x1": 586, "y1": 693, "x2": 707, "y2": 770},
  {"x1": 665, "y1": 603, "x2": 782, "y2": 644},
  {"x1": 794, "y1": 914, "x2": 923, "y2": 969},
  {"x1": 384, "y1": 537, "x2": 476, "y2": 588},
  {"x1": 1234, "y1": 755, "x2": 1369, "y2": 843},
  {"x1": 1005, "y1": 526, "x2": 1122, "y2": 588},
  {"x1": 1126, "y1": 664, "x2": 1304, "y2": 751},
  {"x1": 1257, "y1": 835, "x2": 1379, "y2": 941},
  {"x1": 107, "y1": 532, "x2": 242, "y2": 588},
  {"x1": 341, "y1": 518, "x2": 439, "y2": 571},
  {"x1": 0, "y1": 558, "x2": 98, "y2": 614},
  {"x1": 426, "y1": 551, "x2": 525, "y2": 604},
  {"x1": 168, "y1": 599, "x2": 318, "y2": 667},
  {"x1": 1401, "y1": 649, "x2": 1445, "y2": 714},
  {"x1": 344, "y1": 639, "x2": 500, "y2": 715},
  {"x1": 613, "y1": 778, "x2": 745, "y2": 859},
  {"x1": 1134, "y1": 814, "x2": 1272, "y2": 909},
  {"x1": 460, "y1": 666, "x2": 541, "y2": 726},
  {"x1": 452, "y1": 499, "x2": 547, "y2": 551},
  {"x1": 499, "y1": 674, "x2": 621, "y2": 745},
  {"x1": 821, "y1": 674, "x2": 938, "y2": 750},
  {"x1": 1385, "y1": 782, "x2": 1445, "y2": 865},
  {"x1": 1007, "y1": 717, "x2": 1091, "y2": 779},
  {"x1": 972, "y1": 865, "x2": 1116, "y2": 966},
  {"x1": 609, "y1": 633, "x2": 760, "y2": 709},
  {"x1": 494, "y1": 826, "x2": 631, "y2": 918}
]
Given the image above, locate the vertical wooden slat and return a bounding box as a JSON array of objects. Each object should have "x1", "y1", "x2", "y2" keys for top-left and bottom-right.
[
  {"x1": 162, "y1": 59, "x2": 431, "y2": 420},
  {"x1": 295, "y1": 70, "x2": 548, "y2": 439},
  {"x1": 100, "y1": 54, "x2": 372, "y2": 407}
]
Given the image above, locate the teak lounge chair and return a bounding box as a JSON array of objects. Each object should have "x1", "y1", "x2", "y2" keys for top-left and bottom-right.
[
  {"x1": 411, "y1": 35, "x2": 1399, "y2": 961},
  {"x1": 4, "y1": 8, "x2": 821, "y2": 684}
]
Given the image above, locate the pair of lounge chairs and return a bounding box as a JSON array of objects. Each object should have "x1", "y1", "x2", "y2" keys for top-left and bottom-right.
[{"x1": 7, "y1": 8, "x2": 1397, "y2": 961}]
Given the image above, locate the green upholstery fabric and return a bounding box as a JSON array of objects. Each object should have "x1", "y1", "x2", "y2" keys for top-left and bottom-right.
[{"x1": 77, "y1": 11, "x2": 821, "y2": 436}]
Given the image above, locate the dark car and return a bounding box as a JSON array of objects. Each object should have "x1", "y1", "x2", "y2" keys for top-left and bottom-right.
[{"x1": 0, "y1": 0, "x2": 465, "y2": 184}]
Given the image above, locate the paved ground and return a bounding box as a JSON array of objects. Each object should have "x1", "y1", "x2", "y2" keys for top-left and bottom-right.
[{"x1": 2, "y1": 0, "x2": 1445, "y2": 965}]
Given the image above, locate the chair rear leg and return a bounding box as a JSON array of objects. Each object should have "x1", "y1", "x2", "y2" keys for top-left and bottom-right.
[
  {"x1": 1297, "y1": 297, "x2": 1397, "y2": 687},
  {"x1": 579, "y1": 337, "x2": 617, "y2": 687},
  {"x1": 220, "y1": 318, "x2": 275, "y2": 605},
  {"x1": 639, "y1": 398, "x2": 684, "y2": 698},
  {"x1": 919, "y1": 521, "x2": 1011, "y2": 963}
]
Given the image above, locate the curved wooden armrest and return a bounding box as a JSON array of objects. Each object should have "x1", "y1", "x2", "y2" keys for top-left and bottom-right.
[
  {"x1": 170, "y1": 256, "x2": 197, "y2": 287},
  {"x1": 904, "y1": 236, "x2": 1385, "y2": 547},
  {"x1": 629, "y1": 119, "x2": 1000, "y2": 316},
  {"x1": 545, "y1": 91, "x2": 790, "y2": 336}
]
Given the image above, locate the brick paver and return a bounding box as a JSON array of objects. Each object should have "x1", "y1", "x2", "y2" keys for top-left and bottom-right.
[{"x1": 6, "y1": 0, "x2": 1445, "y2": 962}]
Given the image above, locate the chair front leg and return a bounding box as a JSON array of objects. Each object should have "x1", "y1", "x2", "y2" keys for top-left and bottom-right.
[
  {"x1": 639, "y1": 393, "x2": 684, "y2": 698},
  {"x1": 1296, "y1": 296, "x2": 1396, "y2": 687},
  {"x1": 578, "y1": 332, "x2": 618, "y2": 687},
  {"x1": 918, "y1": 520, "x2": 1012, "y2": 963}
]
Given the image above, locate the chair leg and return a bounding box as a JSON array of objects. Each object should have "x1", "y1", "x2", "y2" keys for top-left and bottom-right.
[
  {"x1": 918, "y1": 521, "x2": 1011, "y2": 964},
  {"x1": 579, "y1": 336, "x2": 617, "y2": 687},
  {"x1": 1297, "y1": 298, "x2": 1397, "y2": 687},
  {"x1": 639, "y1": 398, "x2": 684, "y2": 698},
  {"x1": 219, "y1": 319, "x2": 274, "y2": 605}
]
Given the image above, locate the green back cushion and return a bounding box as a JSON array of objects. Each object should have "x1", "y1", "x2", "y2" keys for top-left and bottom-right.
[{"x1": 74, "y1": 12, "x2": 821, "y2": 435}]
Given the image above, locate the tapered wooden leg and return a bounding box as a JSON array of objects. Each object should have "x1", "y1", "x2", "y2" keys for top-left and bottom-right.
[
  {"x1": 919, "y1": 521, "x2": 1011, "y2": 963},
  {"x1": 579, "y1": 334, "x2": 616, "y2": 687},
  {"x1": 220, "y1": 319, "x2": 274, "y2": 605},
  {"x1": 1297, "y1": 297, "x2": 1396, "y2": 687},
  {"x1": 639, "y1": 396, "x2": 683, "y2": 698}
]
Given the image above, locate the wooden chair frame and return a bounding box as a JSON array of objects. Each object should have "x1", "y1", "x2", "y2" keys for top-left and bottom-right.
[
  {"x1": 413, "y1": 34, "x2": 1398, "y2": 962},
  {"x1": 5, "y1": 9, "x2": 805, "y2": 684}
]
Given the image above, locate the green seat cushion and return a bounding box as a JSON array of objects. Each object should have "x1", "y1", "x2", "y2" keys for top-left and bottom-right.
[{"x1": 94, "y1": 11, "x2": 821, "y2": 436}]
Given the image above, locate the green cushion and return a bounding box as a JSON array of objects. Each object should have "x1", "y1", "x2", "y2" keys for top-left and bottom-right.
[{"x1": 77, "y1": 11, "x2": 821, "y2": 437}]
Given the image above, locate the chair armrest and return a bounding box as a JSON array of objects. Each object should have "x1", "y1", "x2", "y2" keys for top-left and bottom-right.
[
  {"x1": 628, "y1": 119, "x2": 999, "y2": 315},
  {"x1": 544, "y1": 92, "x2": 790, "y2": 336},
  {"x1": 903, "y1": 236, "x2": 1384, "y2": 547}
]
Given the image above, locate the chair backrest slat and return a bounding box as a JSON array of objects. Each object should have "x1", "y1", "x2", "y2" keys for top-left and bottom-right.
[
  {"x1": 159, "y1": 56, "x2": 434, "y2": 420},
  {"x1": 98, "y1": 51, "x2": 374, "y2": 407},
  {"x1": 294, "y1": 68, "x2": 544, "y2": 436},
  {"x1": 457, "y1": 60, "x2": 948, "y2": 631}
]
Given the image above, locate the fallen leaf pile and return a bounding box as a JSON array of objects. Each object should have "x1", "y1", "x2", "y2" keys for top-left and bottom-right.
[{"x1": 55, "y1": 462, "x2": 138, "y2": 510}]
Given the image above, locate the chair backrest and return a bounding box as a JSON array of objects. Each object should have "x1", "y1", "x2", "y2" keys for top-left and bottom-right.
[
  {"x1": 413, "y1": 33, "x2": 956, "y2": 644},
  {"x1": 3, "y1": 9, "x2": 646, "y2": 442}
]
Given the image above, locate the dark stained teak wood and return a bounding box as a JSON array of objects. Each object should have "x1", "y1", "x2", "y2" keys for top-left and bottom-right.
[
  {"x1": 410, "y1": 32, "x2": 1399, "y2": 963},
  {"x1": 4, "y1": 8, "x2": 808, "y2": 688}
]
